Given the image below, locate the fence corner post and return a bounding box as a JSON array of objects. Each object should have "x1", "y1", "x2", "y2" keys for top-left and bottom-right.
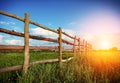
[
  {"x1": 58, "y1": 27, "x2": 62, "y2": 65},
  {"x1": 23, "y1": 13, "x2": 30, "y2": 75}
]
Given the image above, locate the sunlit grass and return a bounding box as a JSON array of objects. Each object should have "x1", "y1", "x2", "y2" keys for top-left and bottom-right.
[{"x1": 0, "y1": 51, "x2": 120, "y2": 83}]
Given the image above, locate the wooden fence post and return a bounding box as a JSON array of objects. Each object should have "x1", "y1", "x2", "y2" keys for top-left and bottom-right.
[
  {"x1": 88, "y1": 43, "x2": 90, "y2": 54},
  {"x1": 73, "y1": 36, "x2": 76, "y2": 56},
  {"x1": 58, "y1": 27, "x2": 62, "y2": 65},
  {"x1": 85, "y1": 41, "x2": 87, "y2": 52},
  {"x1": 23, "y1": 13, "x2": 30, "y2": 75},
  {"x1": 90, "y1": 44, "x2": 92, "y2": 52},
  {"x1": 83, "y1": 40, "x2": 85, "y2": 53},
  {"x1": 85, "y1": 41, "x2": 87, "y2": 55},
  {"x1": 78, "y1": 38, "x2": 81, "y2": 54}
]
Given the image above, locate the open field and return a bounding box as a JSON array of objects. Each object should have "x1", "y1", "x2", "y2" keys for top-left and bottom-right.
[{"x1": 0, "y1": 51, "x2": 120, "y2": 83}]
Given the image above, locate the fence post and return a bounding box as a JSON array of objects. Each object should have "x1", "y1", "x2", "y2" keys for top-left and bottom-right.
[
  {"x1": 58, "y1": 27, "x2": 62, "y2": 65},
  {"x1": 90, "y1": 44, "x2": 92, "y2": 52},
  {"x1": 85, "y1": 41, "x2": 87, "y2": 55},
  {"x1": 85, "y1": 41, "x2": 87, "y2": 52},
  {"x1": 82, "y1": 40, "x2": 85, "y2": 53},
  {"x1": 73, "y1": 36, "x2": 76, "y2": 56},
  {"x1": 23, "y1": 13, "x2": 30, "y2": 75},
  {"x1": 78, "y1": 38, "x2": 80, "y2": 54},
  {"x1": 88, "y1": 43, "x2": 90, "y2": 54}
]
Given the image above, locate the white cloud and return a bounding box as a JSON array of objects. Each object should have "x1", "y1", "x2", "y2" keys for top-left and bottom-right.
[
  {"x1": 0, "y1": 21, "x2": 15, "y2": 25},
  {"x1": 0, "y1": 35, "x2": 4, "y2": 42},
  {"x1": 5, "y1": 39, "x2": 22, "y2": 45},
  {"x1": 0, "y1": 21, "x2": 19, "y2": 31},
  {"x1": 30, "y1": 27, "x2": 58, "y2": 38},
  {"x1": 9, "y1": 22, "x2": 15, "y2": 25}
]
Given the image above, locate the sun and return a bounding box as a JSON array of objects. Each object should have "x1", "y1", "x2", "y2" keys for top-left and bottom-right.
[{"x1": 101, "y1": 41, "x2": 110, "y2": 49}]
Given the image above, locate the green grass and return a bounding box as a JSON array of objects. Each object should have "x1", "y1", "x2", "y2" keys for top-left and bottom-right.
[
  {"x1": 0, "y1": 51, "x2": 73, "y2": 68},
  {"x1": 0, "y1": 51, "x2": 120, "y2": 83},
  {"x1": 0, "y1": 52, "x2": 24, "y2": 68}
]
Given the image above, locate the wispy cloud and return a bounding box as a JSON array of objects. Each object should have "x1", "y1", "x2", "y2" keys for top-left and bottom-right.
[
  {"x1": 5, "y1": 39, "x2": 22, "y2": 45},
  {"x1": 0, "y1": 21, "x2": 15, "y2": 25},
  {"x1": 0, "y1": 20, "x2": 20, "y2": 31}
]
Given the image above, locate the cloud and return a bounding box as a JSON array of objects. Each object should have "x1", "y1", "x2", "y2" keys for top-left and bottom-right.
[
  {"x1": 5, "y1": 39, "x2": 22, "y2": 45},
  {"x1": 29, "y1": 40, "x2": 58, "y2": 46},
  {"x1": 0, "y1": 35, "x2": 4, "y2": 42},
  {"x1": 0, "y1": 21, "x2": 15, "y2": 25},
  {"x1": 0, "y1": 21, "x2": 19, "y2": 31},
  {"x1": 30, "y1": 27, "x2": 58, "y2": 39}
]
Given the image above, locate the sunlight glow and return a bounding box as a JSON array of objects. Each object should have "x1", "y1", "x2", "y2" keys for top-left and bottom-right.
[{"x1": 101, "y1": 41, "x2": 110, "y2": 49}]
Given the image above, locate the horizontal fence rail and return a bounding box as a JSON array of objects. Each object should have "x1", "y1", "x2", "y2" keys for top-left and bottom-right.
[
  {"x1": 0, "y1": 57, "x2": 74, "y2": 73},
  {"x1": 0, "y1": 45, "x2": 57, "y2": 50}
]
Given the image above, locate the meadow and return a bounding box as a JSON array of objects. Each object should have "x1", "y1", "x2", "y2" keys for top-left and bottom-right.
[{"x1": 0, "y1": 51, "x2": 120, "y2": 83}]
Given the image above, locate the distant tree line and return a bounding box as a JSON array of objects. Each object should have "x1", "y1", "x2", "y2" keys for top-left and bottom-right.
[{"x1": 109, "y1": 47, "x2": 118, "y2": 51}]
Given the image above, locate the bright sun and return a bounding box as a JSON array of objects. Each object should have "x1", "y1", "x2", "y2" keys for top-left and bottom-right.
[{"x1": 101, "y1": 41, "x2": 110, "y2": 49}]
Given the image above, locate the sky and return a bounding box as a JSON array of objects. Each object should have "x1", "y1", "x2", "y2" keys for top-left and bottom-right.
[{"x1": 0, "y1": 0, "x2": 120, "y2": 50}]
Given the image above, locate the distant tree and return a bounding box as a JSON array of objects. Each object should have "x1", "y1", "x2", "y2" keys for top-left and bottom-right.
[{"x1": 110, "y1": 47, "x2": 118, "y2": 51}]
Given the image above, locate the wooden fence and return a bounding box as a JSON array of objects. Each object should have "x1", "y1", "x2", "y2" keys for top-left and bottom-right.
[{"x1": 0, "y1": 11, "x2": 92, "y2": 74}]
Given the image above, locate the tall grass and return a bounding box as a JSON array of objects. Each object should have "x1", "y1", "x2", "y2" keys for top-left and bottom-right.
[
  {"x1": 0, "y1": 51, "x2": 120, "y2": 83},
  {"x1": 18, "y1": 55, "x2": 95, "y2": 83}
]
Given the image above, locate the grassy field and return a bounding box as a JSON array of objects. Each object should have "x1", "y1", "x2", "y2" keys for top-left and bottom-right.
[{"x1": 0, "y1": 51, "x2": 120, "y2": 83}]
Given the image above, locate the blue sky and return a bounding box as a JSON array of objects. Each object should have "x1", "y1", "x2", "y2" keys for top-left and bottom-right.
[{"x1": 0, "y1": 0, "x2": 120, "y2": 49}]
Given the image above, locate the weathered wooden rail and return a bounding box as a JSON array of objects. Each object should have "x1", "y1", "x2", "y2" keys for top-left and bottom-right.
[
  {"x1": 0, "y1": 57, "x2": 75, "y2": 73},
  {"x1": 0, "y1": 45, "x2": 57, "y2": 51},
  {"x1": 0, "y1": 10, "x2": 92, "y2": 74}
]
